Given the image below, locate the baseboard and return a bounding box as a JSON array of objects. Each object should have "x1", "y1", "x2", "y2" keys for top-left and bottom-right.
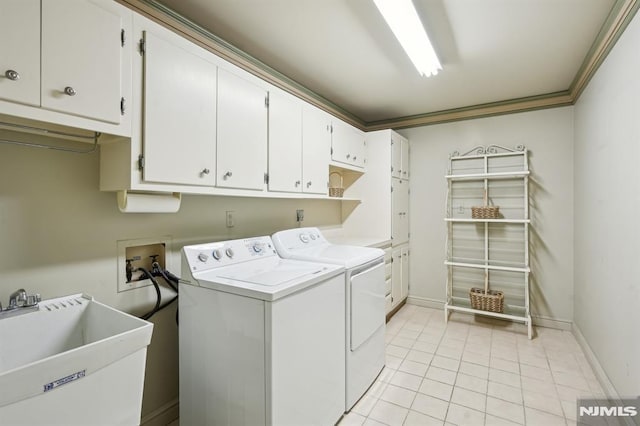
[
  {"x1": 406, "y1": 296, "x2": 444, "y2": 310},
  {"x1": 531, "y1": 314, "x2": 572, "y2": 331},
  {"x1": 140, "y1": 398, "x2": 179, "y2": 426},
  {"x1": 571, "y1": 324, "x2": 621, "y2": 401}
]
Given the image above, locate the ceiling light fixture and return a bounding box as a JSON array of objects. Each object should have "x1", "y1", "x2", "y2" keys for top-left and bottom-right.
[{"x1": 373, "y1": 0, "x2": 442, "y2": 77}]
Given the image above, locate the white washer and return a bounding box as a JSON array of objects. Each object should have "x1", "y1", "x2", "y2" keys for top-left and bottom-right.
[
  {"x1": 272, "y1": 227, "x2": 386, "y2": 411},
  {"x1": 180, "y1": 236, "x2": 346, "y2": 426}
]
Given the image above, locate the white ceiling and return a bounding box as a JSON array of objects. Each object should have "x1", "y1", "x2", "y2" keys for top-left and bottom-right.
[{"x1": 152, "y1": 0, "x2": 617, "y2": 124}]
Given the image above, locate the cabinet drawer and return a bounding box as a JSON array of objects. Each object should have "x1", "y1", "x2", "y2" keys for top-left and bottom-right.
[
  {"x1": 385, "y1": 278, "x2": 392, "y2": 296},
  {"x1": 385, "y1": 294, "x2": 392, "y2": 314}
]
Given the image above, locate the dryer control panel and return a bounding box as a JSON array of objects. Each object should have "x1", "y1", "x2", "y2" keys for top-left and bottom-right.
[
  {"x1": 272, "y1": 227, "x2": 327, "y2": 250},
  {"x1": 182, "y1": 236, "x2": 278, "y2": 273}
]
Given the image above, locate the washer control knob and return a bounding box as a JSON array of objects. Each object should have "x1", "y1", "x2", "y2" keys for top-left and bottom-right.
[
  {"x1": 225, "y1": 248, "x2": 235, "y2": 258},
  {"x1": 212, "y1": 249, "x2": 223, "y2": 260},
  {"x1": 299, "y1": 233, "x2": 310, "y2": 243},
  {"x1": 253, "y1": 244, "x2": 263, "y2": 253},
  {"x1": 197, "y1": 253, "x2": 209, "y2": 262},
  {"x1": 309, "y1": 233, "x2": 316, "y2": 240}
]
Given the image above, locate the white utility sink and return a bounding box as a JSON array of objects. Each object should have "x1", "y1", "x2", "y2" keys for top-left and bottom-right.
[{"x1": 0, "y1": 294, "x2": 153, "y2": 425}]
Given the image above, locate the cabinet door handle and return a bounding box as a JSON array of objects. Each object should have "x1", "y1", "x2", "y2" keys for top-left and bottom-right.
[
  {"x1": 346, "y1": 154, "x2": 351, "y2": 159},
  {"x1": 223, "y1": 171, "x2": 232, "y2": 180},
  {"x1": 64, "y1": 86, "x2": 77, "y2": 96},
  {"x1": 306, "y1": 181, "x2": 312, "y2": 188},
  {"x1": 5, "y1": 70, "x2": 20, "y2": 81},
  {"x1": 201, "y1": 168, "x2": 210, "y2": 175},
  {"x1": 295, "y1": 180, "x2": 301, "y2": 187}
]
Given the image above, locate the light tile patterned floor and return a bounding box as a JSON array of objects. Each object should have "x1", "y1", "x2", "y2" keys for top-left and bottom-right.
[{"x1": 339, "y1": 304, "x2": 606, "y2": 426}]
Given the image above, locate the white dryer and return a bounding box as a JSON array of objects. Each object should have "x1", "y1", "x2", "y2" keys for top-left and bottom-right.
[
  {"x1": 272, "y1": 227, "x2": 386, "y2": 411},
  {"x1": 180, "y1": 236, "x2": 346, "y2": 426}
]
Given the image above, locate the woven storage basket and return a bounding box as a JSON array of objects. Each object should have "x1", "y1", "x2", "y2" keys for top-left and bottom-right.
[
  {"x1": 471, "y1": 189, "x2": 499, "y2": 219},
  {"x1": 469, "y1": 270, "x2": 504, "y2": 313},
  {"x1": 329, "y1": 171, "x2": 344, "y2": 198},
  {"x1": 469, "y1": 288, "x2": 504, "y2": 313},
  {"x1": 471, "y1": 206, "x2": 500, "y2": 219}
]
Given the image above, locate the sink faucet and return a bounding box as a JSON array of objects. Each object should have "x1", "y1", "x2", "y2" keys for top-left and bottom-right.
[
  {"x1": 1, "y1": 288, "x2": 41, "y2": 317},
  {"x1": 7, "y1": 288, "x2": 27, "y2": 309}
]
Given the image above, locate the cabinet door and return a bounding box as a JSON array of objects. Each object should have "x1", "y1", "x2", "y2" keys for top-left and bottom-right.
[
  {"x1": 141, "y1": 29, "x2": 217, "y2": 186},
  {"x1": 391, "y1": 132, "x2": 402, "y2": 179},
  {"x1": 302, "y1": 104, "x2": 331, "y2": 194},
  {"x1": 401, "y1": 137, "x2": 410, "y2": 180},
  {"x1": 268, "y1": 91, "x2": 302, "y2": 192},
  {"x1": 391, "y1": 248, "x2": 402, "y2": 307},
  {"x1": 217, "y1": 69, "x2": 268, "y2": 190},
  {"x1": 392, "y1": 178, "x2": 410, "y2": 245},
  {"x1": 0, "y1": 0, "x2": 40, "y2": 106},
  {"x1": 401, "y1": 246, "x2": 410, "y2": 300},
  {"x1": 41, "y1": 0, "x2": 126, "y2": 124},
  {"x1": 331, "y1": 120, "x2": 365, "y2": 168}
]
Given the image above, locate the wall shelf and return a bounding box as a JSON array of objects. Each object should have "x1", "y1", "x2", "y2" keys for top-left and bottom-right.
[
  {"x1": 445, "y1": 218, "x2": 530, "y2": 224},
  {"x1": 444, "y1": 145, "x2": 532, "y2": 338},
  {"x1": 445, "y1": 171, "x2": 530, "y2": 181}
]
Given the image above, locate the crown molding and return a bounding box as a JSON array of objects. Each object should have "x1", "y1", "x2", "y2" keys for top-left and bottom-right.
[{"x1": 116, "y1": 0, "x2": 638, "y2": 131}]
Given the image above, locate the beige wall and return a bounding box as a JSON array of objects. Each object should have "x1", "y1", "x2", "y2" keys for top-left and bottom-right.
[
  {"x1": 400, "y1": 106, "x2": 575, "y2": 326},
  {"x1": 573, "y1": 8, "x2": 640, "y2": 397},
  {"x1": 0, "y1": 142, "x2": 341, "y2": 419}
]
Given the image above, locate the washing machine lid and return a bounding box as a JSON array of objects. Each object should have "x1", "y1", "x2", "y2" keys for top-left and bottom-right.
[
  {"x1": 192, "y1": 257, "x2": 344, "y2": 301},
  {"x1": 218, "y1": 260, "x2": 327, "y2": 286}
]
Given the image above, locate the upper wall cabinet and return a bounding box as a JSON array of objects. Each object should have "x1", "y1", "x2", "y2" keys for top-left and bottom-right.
[
  {"x1": 140, "y1": 22, "x2": 217, "y2": 187},
  {"x1": 331, "y1": 119, "x2": 366, "y2": 169},
  {"x1": 267, "y1": 93, "x2": 330, "y2": 195},
  {"x1": 217, "y1": 68, "x2": 268, "y2": 191},
  {"x1": 391, "y1": 132, "x2": 409, "y2": 180},
  {"x1": 268, "y1": 90, "x2": 303, "y2": 193},
  {"x1": 41, "y1": 0, "x2": 127, "y2": 124},
  {"x1": 0, "y1": 0, "x2": 40, "y2": 107},
  {"x1": 0, "y1": 0, "x2": 132, "y2": 135},
  {"x1": 302, "y1": 104, "x2": 331, "y2": 194}
]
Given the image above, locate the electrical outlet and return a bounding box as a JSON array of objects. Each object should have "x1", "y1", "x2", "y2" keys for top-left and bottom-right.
[
  {"x1": 117, "y1": 236, "x2": 172, "y2": 292},
  {"x1": 296, "y1": 209, "x2": 304, "y2": 222},
  {"x1": 226, "y1": 211, "x2": 235, "y2": 228}
]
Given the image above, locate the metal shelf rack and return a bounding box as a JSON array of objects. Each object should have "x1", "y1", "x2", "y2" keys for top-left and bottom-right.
[{"x1": 444, "y1": 145, "x2": 532, "y2": 338}]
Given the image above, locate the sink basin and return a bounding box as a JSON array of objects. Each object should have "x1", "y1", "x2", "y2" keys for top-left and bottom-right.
[{"x1": 0, "y1": 294, "x2": 153, "y2": 425}]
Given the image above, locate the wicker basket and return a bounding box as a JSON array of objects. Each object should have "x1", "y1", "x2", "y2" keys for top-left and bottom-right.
[
  {"x1": 471, "y1": 206, "x2": 500, "y2": 219},
  {"x1": 469, "y1": 287, "x2": 504, "y2": 313},
  {"x1": 469, "y1": 270, "x2": 504, "y2": 313},
  {"x1": 471, "y1": 189, "x2": 499, "y2": 219},
  {"x1": 329, "y1": 171, "x2": 344, "y2": 198}
]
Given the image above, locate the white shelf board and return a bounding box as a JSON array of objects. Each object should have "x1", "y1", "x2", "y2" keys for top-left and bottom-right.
[
  {"x1": 444, "y1": 260, "x2": 530, "y2": 273},
  {"x1": 445, "y1": 303, "x2": 531, "y2": 324},
  {"x1": 445, "y1": 218, "x2": 530, "y2": 224},
  {"x1": 446, "y1": 171, "x2": 529, "y2": 180}
]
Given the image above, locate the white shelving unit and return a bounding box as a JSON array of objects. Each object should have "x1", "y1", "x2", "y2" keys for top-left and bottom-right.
[{"x1": 444, "y1": 145, "x2": 532, "y2": 338}]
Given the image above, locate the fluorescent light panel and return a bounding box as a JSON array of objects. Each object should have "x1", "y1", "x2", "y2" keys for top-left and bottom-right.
[{"x1": 373, "y1": 0, "x2": 442, "y2": 77}]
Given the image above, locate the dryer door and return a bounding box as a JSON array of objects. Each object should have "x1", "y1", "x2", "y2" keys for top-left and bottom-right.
[{"x1": 350, "y1": 261, "x2": 385, "y2": 350}]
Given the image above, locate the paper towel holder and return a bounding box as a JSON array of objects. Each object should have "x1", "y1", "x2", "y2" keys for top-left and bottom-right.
[{"x1": 117, "y1": 190, "x2": 182, "y2": 213}]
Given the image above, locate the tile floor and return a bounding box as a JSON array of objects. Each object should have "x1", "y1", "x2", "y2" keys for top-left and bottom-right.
[{"x1": 339, "y1": 304, "x2": 606, "y2": 426}]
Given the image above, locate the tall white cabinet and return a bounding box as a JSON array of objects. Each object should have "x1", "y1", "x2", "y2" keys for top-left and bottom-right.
[
  {"x1": 390, "y1": 132, "x2": 410, "y2": 314},
  {"x1": 342, "y1": 129, "x2": 410, "y2": 316}
]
